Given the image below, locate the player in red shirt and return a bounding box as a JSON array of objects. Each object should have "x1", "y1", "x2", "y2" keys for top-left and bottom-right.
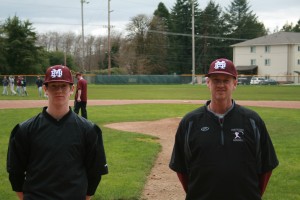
[{"x1": 74, "y1": 72, "x2": 88, "y2": 119}]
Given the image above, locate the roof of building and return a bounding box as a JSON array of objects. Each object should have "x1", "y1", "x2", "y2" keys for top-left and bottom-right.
[{"x1": 231, "y1": 32, "x2": 300, "y2": 47}]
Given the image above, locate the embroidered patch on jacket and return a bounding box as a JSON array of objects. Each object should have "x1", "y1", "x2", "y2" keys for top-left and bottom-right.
[{"x1": 231, "y1": 128, "x2": 244, "y2": 142}]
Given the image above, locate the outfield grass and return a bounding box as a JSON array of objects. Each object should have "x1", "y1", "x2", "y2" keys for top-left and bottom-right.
[
  {"x1": 0, "y1": 85, "x2": 300, "y2": 199},
  {"x1": 1, "y1": 84, "x2": 300, "y2": 100}
]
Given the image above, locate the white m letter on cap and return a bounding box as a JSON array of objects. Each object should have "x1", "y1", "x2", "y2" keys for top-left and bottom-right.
[
  {"x1": 50, "y1": 69, "x2": 63, "y2": 78},
  {"x1": 214, "y1": 61, "x2": 226, "y2": 70}
]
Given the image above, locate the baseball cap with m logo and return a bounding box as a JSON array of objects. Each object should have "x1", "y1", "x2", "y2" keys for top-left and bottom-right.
[
  {"x1": 43, "y1": 65, "x2": 74, "y2": 84},
  {"x1": 205, "y1": 58, "x2": 238, "y2": 79}
]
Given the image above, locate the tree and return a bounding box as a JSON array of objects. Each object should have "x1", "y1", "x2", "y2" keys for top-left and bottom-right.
[
  {"x1": 144, "y1": 2, "x2": 171, "y2": 74},
  {"x1": 223, "y1": 0, "x2": 267, "y2": 39},
  {"x1": 0, "y1": 25, "x2": 8, "y2": 74},
  {"x1": 2, "y1": 16, "x2": 42, "y2": 74},
  {"x1": 281, "y1": 19, "x2": 300, "y2": 32},
  {"x1": 168, "y1": 0, "x2": 201, "y2": 74},
  {"x1": 126, "y1": 14, "x2": 151, "y2": 56},
  {"x1": 197, "y1": 0, "x2": 227, "y2": 73},
  {"x1": 221, "y1": 0, "x2": 267, "y2": 60},
  {"x1": 101, "y1": 32, "x2": 122, "y2": 71},
  {"x1": 293, "y1": 19, "x2": 300, "y2": 32},
  {"x1": 125, "y1": 14, "x2": 151, "y2": 74}
]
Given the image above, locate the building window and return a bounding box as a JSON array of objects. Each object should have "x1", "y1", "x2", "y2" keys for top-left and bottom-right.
[
  {"x1": 265, "y1": 46, "x2": 271, "y2": 53},
  {"x1": 265, "y1": 59, "x2": 271, "y2": 66},
  {"x1": 298, "y1": 59, "x2": 300, "y2": 65},
  {"x1": 298, "y1": 46, "x2": 300, "y2": 51},
  {"x1": 251, "y1": 59, "x2": 256, "y2": 65},
  {"x1": 250, "y1": 46, "x2": 256, "y2": 53}
]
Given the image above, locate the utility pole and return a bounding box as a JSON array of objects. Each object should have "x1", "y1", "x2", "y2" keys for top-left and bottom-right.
[
  {"x1": 108, "y1": 0, "x2": 112, "y2": 75},
  {"x1": 81, "y1": 0, "x2": 89, "y2": 71},
  {"x1": 191, "y1": 0, "x2": 196, "y2": 84}
]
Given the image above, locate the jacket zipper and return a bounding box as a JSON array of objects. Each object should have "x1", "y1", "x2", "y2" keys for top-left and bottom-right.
[{"x1": 219, "y1": 117, "x2": 224, "y2": 145}]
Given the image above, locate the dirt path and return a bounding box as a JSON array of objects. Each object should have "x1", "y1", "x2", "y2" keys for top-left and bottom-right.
[
  {"x1": 1, "y1": 100, "x2": 300, "y2": 199},
  {"x1": 1, "y1": 99, "x2": 300, "y2": 109},
  {"x1": 105, "y1": 118, "x2": 185, "y2": 200}
]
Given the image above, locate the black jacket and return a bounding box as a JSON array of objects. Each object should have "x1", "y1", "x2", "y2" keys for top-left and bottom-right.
[
  {"x1": 170, "y1": 101, "x2": 278, "y2": 200},
  {"x1": 7, "y1": 107, "x2": 108, "y2": 200}
]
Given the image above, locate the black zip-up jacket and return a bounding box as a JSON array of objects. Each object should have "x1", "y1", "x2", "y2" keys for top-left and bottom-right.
[
  {"x1": 7, "y1": 107, "x2": 108, "y2": 200},
  {"x1": 170, "y1": 101, "x2": 278, "y2": 200}
]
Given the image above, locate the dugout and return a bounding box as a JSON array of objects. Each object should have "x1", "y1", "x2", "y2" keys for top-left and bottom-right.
[{"x1": 236, "y1": 65, "x2": 258, "y2": 75}]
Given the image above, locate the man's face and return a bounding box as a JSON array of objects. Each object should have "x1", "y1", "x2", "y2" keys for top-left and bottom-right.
[
  {"x1": 207, "y1": 74, "x2": 237, "y2": 101},
  {"x1": 44, "y1": 82, "x2": 74, "y2": 106}
]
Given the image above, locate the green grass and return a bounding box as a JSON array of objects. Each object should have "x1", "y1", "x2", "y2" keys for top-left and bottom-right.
[
  {"x1": 1, "y1": 84, "x2": 300, "y2": 100},
  {"x1": 251, "y1": 107, "x2": 300, "y2": 200},
  {"x1": 1, "y1": 84, "x2": 300, "y2": 199}
]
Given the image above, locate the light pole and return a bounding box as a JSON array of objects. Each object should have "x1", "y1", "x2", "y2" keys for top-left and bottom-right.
[
  {"x1": 108, "y1": 0, "x2": 113, "y2": 75},
  {"x1": 191, "y1": 0, "x2": 196, "y2": 84},
  {"x1": 81, "y1": 0, "x2": 89, "y2": 71}
]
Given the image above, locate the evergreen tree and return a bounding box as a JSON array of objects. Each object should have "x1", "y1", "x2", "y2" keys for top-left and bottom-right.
[
  {"x1": 2, "y1": 16, "x2": 42, "y2": 74},
  {"x1": 293, "y1": 19, "x2": 300, "y2": 32},
  {"x1": 169, "y1": 0, "x2": 201, "y2": 74},
  {"x1": 221, "y1": 0, "x2": 267, "y2": 60},
  {"x1": 144, "y1": 2, "x2": 170, "y2": 74},
  {"x1": 154, "y1": 2, "x2": 170, "y2": 23},
  {"x1": 0, "y1": 25, "x2": 8, "y2": 74},
  {"x1": 197, "y1": 0, "x2": 227, "y2": 73},
  {"x1": 223, "y1": 0, "x2": 267, "y2": 39}
]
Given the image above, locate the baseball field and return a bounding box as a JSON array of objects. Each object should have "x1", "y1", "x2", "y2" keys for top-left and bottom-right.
[{"x1": 0, "y1": 84, "x2": 300, "y2": 200}]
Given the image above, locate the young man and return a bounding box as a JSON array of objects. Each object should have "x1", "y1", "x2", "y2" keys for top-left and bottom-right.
[
  {"x1": 74, "y1": 72, "x2": 88, "y2": 119},
  {"x1": 7, "y1": 65, "x2": 108, "y2": 200},
  {"x1": 35, "y1": 76, "x2": 44, "y2": 97},
  {"x1": 21, "y1": 77, "x2": 28, "y2": 96},
  {"x1": 169, "y1": 58, "x2": 279, "y2": 200},
  {"x1": 16, "y1": 76, "x2": 21, "y2": 96},
  {"x1": 8, "y1": 75, "x2": 17, "y2": 95},
  {"x1": 2, "y1": 76, "x2": 9, "y2": 95}
]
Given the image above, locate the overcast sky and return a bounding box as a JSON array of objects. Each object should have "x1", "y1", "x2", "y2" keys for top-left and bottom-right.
[{"x1": 1, "y1": 0, "x2": 299, "y2": 37}]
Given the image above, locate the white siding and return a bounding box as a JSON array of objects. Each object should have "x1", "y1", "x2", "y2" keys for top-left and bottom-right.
[{"x1": 233, "y1": 45, "x2": 290, "y2": 76}]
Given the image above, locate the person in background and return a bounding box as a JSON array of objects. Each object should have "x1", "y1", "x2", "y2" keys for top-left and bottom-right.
[
  {"x1": 36, "y1": 76, "x2": 44, "y2": 97},
  {"x1": 16, "y1": 76, "x2": 21, "y2": 96},
  {"x1": 8, "y1": 75, "x2": 17, "y2": 95},
  {"x1": 7, "y1": 65, "x2": 108, "y2": 200},
  {"x1": 169, "y1": 58, "x2": 279, "y2": 200},
  {"x1": 74, "y1": 72, "x2": 88, "y2": 119},
  {"x1": 21, "y1": 77, "x2": 28, "y2": 96},
  {"x1": 2, "y1": 76, "x2": 9, "y2": 95}
]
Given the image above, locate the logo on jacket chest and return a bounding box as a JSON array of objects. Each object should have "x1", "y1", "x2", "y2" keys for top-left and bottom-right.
[{"x1": 231, "y1": 128, "x2": 245, "y2": 142}]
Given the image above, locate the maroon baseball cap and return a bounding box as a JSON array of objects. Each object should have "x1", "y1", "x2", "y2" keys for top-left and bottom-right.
[
  {"x1": 205, "y1": 58, "x2": 237, "y2": 79},
  {"x1": 44, "y1": 65, "x2": 74, "y2": 84}
]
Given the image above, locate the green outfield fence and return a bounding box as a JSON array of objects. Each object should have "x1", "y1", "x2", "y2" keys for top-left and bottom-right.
[
  {"x1": 1, "y1": 74, "x2": 299, "y2": 85},
  {"x1": 94, "y1": 75, "x2": 196, "y2": 84},
  {"x1": 0, "y1": 74, "x2": 199, "y2": 85}
]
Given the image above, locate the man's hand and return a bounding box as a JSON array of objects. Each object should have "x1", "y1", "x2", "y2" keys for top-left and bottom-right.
[
  {"x1": 16, "y1": 192, "x2": 24, "y2": 200},
  {"x1": 86, "y1": 196, "x2": 92, "y2": 200}
]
